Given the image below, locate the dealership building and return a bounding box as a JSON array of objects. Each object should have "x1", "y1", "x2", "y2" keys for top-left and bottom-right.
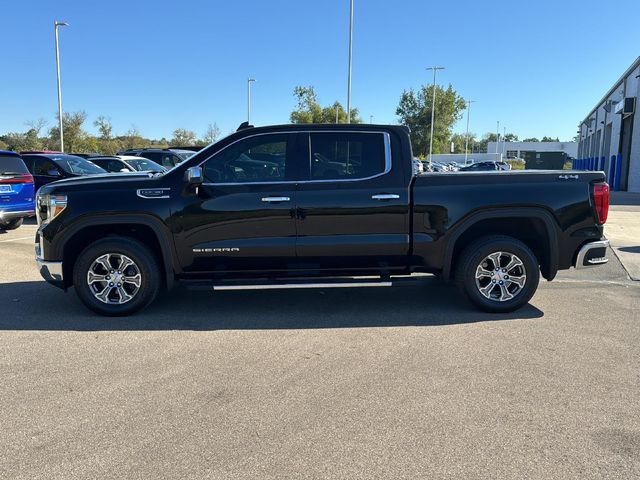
[
  {"x1": 487, "y1": 141, "x2": 577, "y2": 159},
  {"x1": 576, "y1": 56, "x2": 640, "y2": 192}
]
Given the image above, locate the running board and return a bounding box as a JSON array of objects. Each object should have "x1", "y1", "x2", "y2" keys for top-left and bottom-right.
[
  {"x1": 213, "y1": 281, "x2": 393, "y2": 291},
  {"x1": 182, "y1": 275, "x2": 431, "y2": 291}
]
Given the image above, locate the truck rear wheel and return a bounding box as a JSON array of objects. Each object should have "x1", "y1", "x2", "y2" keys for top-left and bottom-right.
[
  {"x1": 455, "y1": 235, "x2": 539, "y2": 313},
  {"x1": 72, "y1": 237, "x2": 161, "y2": 316}
]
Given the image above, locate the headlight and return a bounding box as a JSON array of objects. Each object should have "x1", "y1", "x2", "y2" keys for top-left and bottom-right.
[{"x1": 37, "y1": 194, "x2": 67, "y2": 225}]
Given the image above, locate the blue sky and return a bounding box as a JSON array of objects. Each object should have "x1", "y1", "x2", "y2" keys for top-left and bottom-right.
[{"x1": 1, "y1": 0, "x2": 638, "y2": 141}]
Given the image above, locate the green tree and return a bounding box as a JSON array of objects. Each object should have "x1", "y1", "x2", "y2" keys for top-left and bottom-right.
[
  {"x1": 290, "y1": 86, "x2": 361, "y2": 124},
  {"x1": 1, "y1": 129, "x2": 45, "y2": 152},
  {"x1": 25, "y1": 118, "x2": 48, "y2": 137},
  {"x1": 171, "y1": 128, "x2": 197, "y2": 146},
  {"x1": 396, "y1": 84, "x2": 466, "y2": 156},
  {"x1": 450, "y1": 133, "x2": 467, "y2": 153},
  {"x1": 503, "y1": 133, "x2": 519, "y2": 142},
  {"x1": 48, "y1": 111, "x2": 97, "y2": 153},
  {"x1": 94, "y1": 116, "x2": 113, "y2": 140},
  {"x1": 94, "y1": 116, "x2": 121, "y2": 155},
  {"x1": 119, "y1": 126, "x2": 149, "y2": 150},
  {"x1": 201, "y1": 123, "x2": 221, "y2": 145},
  {"x1": 522, "y1": 137, "x2": 540, "y2": 142},
  {"x1": 541, "y1": 136, "x2": 559, "y2": 142},
  {"x1": 473, "y1": 133, "x2": 498, "y2": 153}
]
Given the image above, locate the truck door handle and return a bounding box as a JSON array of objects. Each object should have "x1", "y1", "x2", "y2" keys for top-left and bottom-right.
[
  {"x1": 261, "y1": 196, "x2": 290, "y2": 203},
  {"x1": 371, "y1": 194, "x2": 400, "y2": 200}
]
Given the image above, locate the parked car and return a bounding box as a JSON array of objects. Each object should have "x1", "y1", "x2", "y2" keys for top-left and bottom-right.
[
  {"x1": 446, "y1": 162, "x2": 460, "y2": 171},
  {"x1": 35, "y1": 123, "x2": 610, "y2": 316},
  {"x1": 68, "y1": 153, "x2": 104, "y2": 159},
  {"x1": 412, "y1": 158, "x2": 425, "y2": 175},
  {"x1": 430, "y1": 162, "x2": 449, "y2": 172},
  {"x1": 496, "y1": 161, "x2": 512, "y2": 171},
  {"x1": 20, "y1": 150, "x2": 62, "y2": 154},
  {"x1": 116, "y1": 148, "x2": 194, "y2": 168},
  {"x1": 459, "y1": 161, "x2": 501, "y2": 171},
  {"x1": 89, "y1": 156, "x2": 167, "y2": 174},
  {"x1": 0, "y1": 151, "x2": 35, "y2": 230},
  {"x1": 167, "y1": 146, "x2": 202, "y2": 152},
  {"x1": 20, "y1": 153, "x2": 107, "y2": 191}
]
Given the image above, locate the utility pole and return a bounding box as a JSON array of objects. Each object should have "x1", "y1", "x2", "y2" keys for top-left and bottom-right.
[
  {"x1": 54, "y1": 21, "x2": 68, "y2": 151},
  {"x1": 464, "y1": 99, "x2": 475, "y2": 163},
  {"x1": 426, "y1": 66, "x2": 445, "y2": 161},
  {"x1": 247, "y1": 78, "x2": 256, "y2": 124},
  {"x1": 346, "y1": 0, "x2": 354, "y2": 123}
]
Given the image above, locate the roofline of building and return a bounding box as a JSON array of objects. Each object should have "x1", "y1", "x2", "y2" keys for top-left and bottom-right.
[{"x1": 579, "y1": 56, "x2": 640, "y2": 125}]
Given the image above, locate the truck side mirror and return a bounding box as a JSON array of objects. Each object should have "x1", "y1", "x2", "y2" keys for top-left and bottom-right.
[{"x1": 185, "y1": 166, "x2": 203, "y2": 186}]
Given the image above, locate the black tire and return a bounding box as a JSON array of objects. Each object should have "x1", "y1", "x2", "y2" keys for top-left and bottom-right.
[
  {"x1": 0, "y1": 218, "x2": 24, "y2": 230},
  {"x1": 455, "y1": 235, "x2": 540, "y2": 313},
  {"x1": 72, "y1": 236, "x2": 161, "y2": 316}
]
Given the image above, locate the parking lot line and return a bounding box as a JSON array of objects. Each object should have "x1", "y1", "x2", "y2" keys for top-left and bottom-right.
[{"x1": 0, "y1": 236, "x2": 33, "y2": 243}]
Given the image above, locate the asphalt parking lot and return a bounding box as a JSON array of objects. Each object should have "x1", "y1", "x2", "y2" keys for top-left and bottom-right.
[{"x1": 1, "y1": 214, "x2": 639, "y2": 479}]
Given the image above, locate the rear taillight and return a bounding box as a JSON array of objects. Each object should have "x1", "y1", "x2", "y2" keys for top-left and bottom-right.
[
  {"x1": 593, "y1": 183, "x2": 609, "y2": 224},
  {"x1": 0, "y1": 174, "x2": 34, "y2": 184}
]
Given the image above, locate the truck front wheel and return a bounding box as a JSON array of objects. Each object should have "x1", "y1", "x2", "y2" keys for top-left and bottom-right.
[
  {"x1": 72, "y1": 237, "x2": 161, "y2": 316},
  {"x1": 455, "y1": 235, "x2": 540, "y2": 313}
]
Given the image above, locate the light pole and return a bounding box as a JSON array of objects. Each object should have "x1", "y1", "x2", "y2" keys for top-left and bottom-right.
[
  {"x1": 54, "y1": 21, "x2": 68, "y2": 152},
  {"x1": 503, "y1": 126, "x2": 507, "y2": 158},
  {"x1": 247, "y1": 78, "x2": 256, "y2": 124},
  {"x1": 426, "y1": 66, "x2": 445, "y2": 161},
  {"x1": 370, "y1": 115, "x2": 373, "y2": 124},
  {"x1": 495, "y1": 120, "x2": 500, "y2": 154},
  {"x1": 346, "y1": 0, "x2": 354, "y2": 123},
  {"x1": 464, "y1": 99, "x2": 475, "y2": 163}
]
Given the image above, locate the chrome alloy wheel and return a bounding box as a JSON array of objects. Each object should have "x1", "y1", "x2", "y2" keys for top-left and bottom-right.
[
  {"x1": 474, "y1": 251, "x2": 527, "y2": 302},
  {"x1": 86, "y1": 253, "x2": 142, "y2": 305}
]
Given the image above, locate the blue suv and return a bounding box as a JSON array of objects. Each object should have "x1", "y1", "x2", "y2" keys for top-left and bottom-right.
[{"x1": 0, "y1": 151, "x2": 35, "y2": 230}]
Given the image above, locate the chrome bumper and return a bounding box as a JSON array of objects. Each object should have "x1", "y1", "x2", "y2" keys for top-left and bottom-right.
[
  {"x1": 0, "y1": 209, "x2": 35, "y2": 220},
  {"x1": 35, "y1": 234, "x2": 65, "y2": 287},
  {"x1": 575, "y1": 239, "x2": 610, "y2": 269},
  {"x1": 36, "y1": 257, "x2": 64, "y2": 283}
]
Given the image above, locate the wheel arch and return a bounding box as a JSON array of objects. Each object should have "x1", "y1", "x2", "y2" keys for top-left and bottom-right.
[
  {"x1": 442, "y1": 208, "x2": 560, "y2": 282},
  {"x1": 57, "y1": 214, "x2": 178, "y2": 289}
]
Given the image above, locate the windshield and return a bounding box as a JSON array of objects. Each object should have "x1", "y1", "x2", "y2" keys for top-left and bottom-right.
[
  {"x1": 52, "y1": 155, "x2": 107, "y2": 175},
  {"x1": 126, "y1": 159, "x2": 165, "y2": 172}
]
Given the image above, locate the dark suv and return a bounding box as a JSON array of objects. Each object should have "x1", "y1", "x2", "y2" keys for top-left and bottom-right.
[
  {"x1": 116, "y1": 148, "x2": 195, "y2": 169},
  {"x1": 21, "y1": 153, "x2": 107, "y2": 190}
]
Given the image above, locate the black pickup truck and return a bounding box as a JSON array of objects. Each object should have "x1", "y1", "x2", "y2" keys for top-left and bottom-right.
[{"x1": 34, "y1": 123, "x2": 610, "y2": 316}]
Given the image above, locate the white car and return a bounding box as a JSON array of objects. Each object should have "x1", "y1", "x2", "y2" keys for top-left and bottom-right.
[{"x1": 89, "y1": 156, "x2": 167, "y2": 174}]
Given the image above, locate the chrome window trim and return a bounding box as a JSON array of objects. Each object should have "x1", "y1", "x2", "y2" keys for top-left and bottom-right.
[{"x1": 198, "y1": 130, "x2": 392, "y2": 186}]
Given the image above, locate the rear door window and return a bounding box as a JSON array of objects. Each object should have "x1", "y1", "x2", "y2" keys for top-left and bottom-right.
[
  {"x1": 140, "y1": 152, "x2": 163, "y2": 165},
  {"x1": 309, "y1": 132, "x2": 387, "y2": 181}
]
